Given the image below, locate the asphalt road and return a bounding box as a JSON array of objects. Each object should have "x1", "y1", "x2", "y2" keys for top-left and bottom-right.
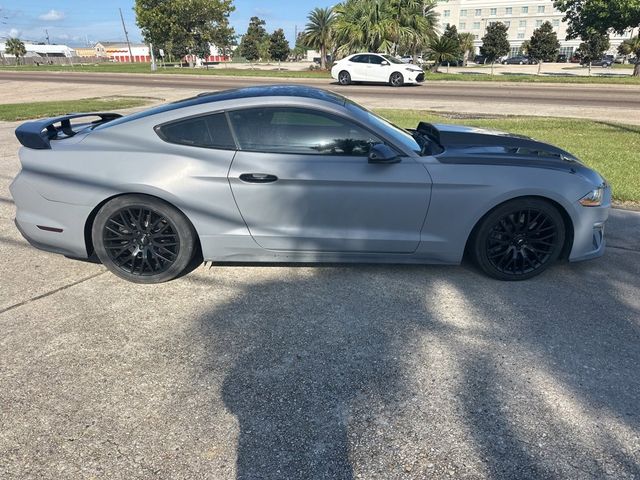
[
  {"x1": 1, "y1": 114, "x2": 639, "y2": 478},
  {"x1": 1, "y1": 70, "x2": 640, "y2": 110}
]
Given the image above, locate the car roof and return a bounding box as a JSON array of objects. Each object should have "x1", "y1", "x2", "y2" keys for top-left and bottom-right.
[{"x1": 95, "y1": 85, "x2": 348, "y2": 130}]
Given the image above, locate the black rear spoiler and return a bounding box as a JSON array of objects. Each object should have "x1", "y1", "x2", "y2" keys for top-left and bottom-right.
[{"x1": 15, "y1": 112, "x2": 122, "y2": 150}]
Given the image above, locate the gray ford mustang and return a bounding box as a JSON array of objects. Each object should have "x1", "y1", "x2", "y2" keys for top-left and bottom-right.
[{"x1": 11, "y1": 85, "x2": 610, "y2": 283}]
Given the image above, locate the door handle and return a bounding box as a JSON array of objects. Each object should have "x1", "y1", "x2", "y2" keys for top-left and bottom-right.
[{"x1": 239, "y1": 173, "x2": 278, "y2": 183}]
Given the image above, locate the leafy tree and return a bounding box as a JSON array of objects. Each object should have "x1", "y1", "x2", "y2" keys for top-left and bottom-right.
[
  {"x1": 458, "y1": 32, "x2": 476, "y2": 66},
  {"x1": 520, "y1": 40, "x2": 531, "y2": 55},
  {"x1": 292, "y1": 33, "x2": 307, "y2": 61},
  {"x1": 427, "y1": 35, "x2": 459, "y2": 72},
  {"x1": 302, "y1": 7, "x2": 335, "y2": 69},
  {"x1": 528, "y1": 21, "x2": 560, "y2": 74},
  {"x1": 5, "y1": 38, "x2": 26, "y2": 65},
  {"x1": 135, "y1": 0, "x2": 235, "y2": 64},
  {"x1": 393, "y1": 0, "x2": 439, "y2": 60},
  {"x1": 480, "y1": 22, "x2": 510, "y2": 74},
  {"x1": 576, "y1": 31, "x2": 610, "y2": 76},
  {"x1": 211, "y1": 17, "x2": 236, "y2": 64},
  {"x1": 554, "y1": 0, "x2": 640, "y2": 76},
  {"x1": 238, "y1": 16, "x2": 268, "y2": 63},
  {"x1": 269, "y1": 28, "x2": 290, "y2": 67}
]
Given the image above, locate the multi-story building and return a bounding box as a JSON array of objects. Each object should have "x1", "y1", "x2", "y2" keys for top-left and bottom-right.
[{"x1": 435, "y1": 0, "x2": 633, "y2": 58}]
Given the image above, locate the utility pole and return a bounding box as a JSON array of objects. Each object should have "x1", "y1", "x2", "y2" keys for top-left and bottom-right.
[
  {"x1": 45, "y1": 29, "x2": 50, "y2": 44},
  {"x1": 119, "y1": 8, "x2": 134, "y2": 63}
]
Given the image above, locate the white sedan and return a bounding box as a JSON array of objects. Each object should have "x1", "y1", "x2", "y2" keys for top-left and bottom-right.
[{"x1": 331, "y1": 53, "x2": 425, "y2": 87}]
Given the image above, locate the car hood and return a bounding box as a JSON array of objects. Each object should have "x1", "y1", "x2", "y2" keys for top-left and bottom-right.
[{"x1": 418, "y1": 122, "x2": 581, "y2": 171}]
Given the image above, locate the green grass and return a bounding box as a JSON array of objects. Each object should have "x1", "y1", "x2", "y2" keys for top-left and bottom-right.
[
  {"x1": 375, "y1": 109, "x2": 640, "y2": 205},
  {"x1": 0, "y1": 97, "x2": 152, "y2": 121},
  {"x1": 0, "y1": 62, "x2": 332, "y2": 78},
  {"x1": 1, "y1": 62, "x2": 639, "y2": 84}
]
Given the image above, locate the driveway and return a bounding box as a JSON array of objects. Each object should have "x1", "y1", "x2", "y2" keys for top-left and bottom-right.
[{"x1": 0, "y1": 118, "x2": 639, "y2": 479}]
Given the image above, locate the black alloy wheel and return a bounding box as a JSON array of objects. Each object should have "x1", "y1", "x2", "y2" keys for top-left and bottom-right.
[
  {"x1": 93, "y1": 194, "x2": 198, "y2": 283},
  {"x1": 472, "y1": 198, "x2": 566, "y2": 280}
]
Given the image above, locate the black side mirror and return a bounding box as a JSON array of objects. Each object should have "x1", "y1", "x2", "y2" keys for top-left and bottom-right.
[{"x1": 368, "y1": 144, "x2": 400, "y2": 164}]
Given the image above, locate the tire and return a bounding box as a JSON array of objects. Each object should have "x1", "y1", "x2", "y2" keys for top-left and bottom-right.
[
  {"x1": 389, "y1": 71, "x2": 404, "y2": 87},
  {"x1": 471, "y1": 198, "x2": 566, "y2": 281},
  {"x1": 338, "y1": 70, "x2": 351, "y2": 85},
  {"x1": 92, "y1": 194, "x2": 198, "y2": 283}
]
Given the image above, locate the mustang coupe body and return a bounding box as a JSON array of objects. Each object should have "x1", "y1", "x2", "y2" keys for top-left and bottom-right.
[{"x1": 11, "y1": 85, "x2": 610, "y2": 283}]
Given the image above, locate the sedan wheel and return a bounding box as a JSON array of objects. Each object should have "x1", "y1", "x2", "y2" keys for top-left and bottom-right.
[
  {"x1": 472, "y1": 198, "x2": 565, "y2": 280},
  {"x1": 389, "y1": 72, "x2": 404, "y2": 87},
  {"x1": 338, "y1": 70, "x2": 351, "y2": 85},
  {"x1": 92, "y1": 194, "x2": 198, "y2": 283}
]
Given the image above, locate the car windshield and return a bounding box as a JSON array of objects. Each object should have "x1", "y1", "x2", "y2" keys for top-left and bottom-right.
[
  {"x1": 382, "y1": 55, "x2": 405, "y2": 65},
  {"x1": 345, "y1": 101, "x2": 423, "y2": 154}
]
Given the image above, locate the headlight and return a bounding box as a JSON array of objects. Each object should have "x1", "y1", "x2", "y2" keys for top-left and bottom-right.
[{"x1": 579, "y1": 187, "x2": 605, "y2": 207}]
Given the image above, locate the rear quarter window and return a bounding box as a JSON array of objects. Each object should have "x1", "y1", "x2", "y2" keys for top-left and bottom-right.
[{"x1": 156, "y1": 113, "x2": 236, "y2": 149}]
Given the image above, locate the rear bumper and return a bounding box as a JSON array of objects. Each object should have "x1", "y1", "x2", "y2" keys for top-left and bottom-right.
[{"x1": 10, "y1": 172, "x2": 91, "y2": 259}]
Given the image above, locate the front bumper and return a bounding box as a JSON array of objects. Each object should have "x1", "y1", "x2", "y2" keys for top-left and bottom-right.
[
  {"x1": 568, "y1": 188, "x2": 612, "y2": 263},
  {"x1": 404, "y1": 70, "x2": 425, "y2": 84}
]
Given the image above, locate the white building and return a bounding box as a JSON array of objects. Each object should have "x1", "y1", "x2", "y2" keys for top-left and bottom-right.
[
  {"x1": 434, "y1": 0, "x2": 634, "y2": 58},
  {"x1": 0, "y1": 42, "x2": 75, "y2": 58}
]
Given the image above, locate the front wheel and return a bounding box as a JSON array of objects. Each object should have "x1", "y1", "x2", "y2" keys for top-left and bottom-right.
[
  {"x1": 471, "y1": 198, "x2": 566, "y2": 281},
  {"x1": 338, "y1": 70, "x2": 351, "y2": 85},
  {"x1": 389, "y1": 72, "x2": 404, "y2": 87},
  {"x1": 92, "y1": 194, "x2": 198, "y2": 283}
]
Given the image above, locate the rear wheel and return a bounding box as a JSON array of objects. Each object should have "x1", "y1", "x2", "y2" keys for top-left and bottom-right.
[
  {"x1": 92, "y1": 194, "x2": 198, "y2": 283},
  {"x1": 472, "y1": 198, "x2": 566, "y2": 281},
  {"x1": 338, "y1": 70, "x2": 351, "y2": 85},
  {"x1": 389, "y1": 72, "x2": 404, "y2": 87}
]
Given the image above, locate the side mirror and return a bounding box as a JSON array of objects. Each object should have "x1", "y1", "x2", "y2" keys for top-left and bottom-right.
[
  {"x1": 381, "y1": 60, "x2": 390, "y2": 66},
  {"x1": 368, "y1": 144, "x2": 400, "y2": 164}
]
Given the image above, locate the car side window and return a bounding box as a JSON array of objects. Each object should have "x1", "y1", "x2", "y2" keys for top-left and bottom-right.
[
  {"x1": 156, "y1": 112, "x2": 236, "y2": 149},
  {"x1": 350, "y1": 55, "x2": 365, "y2": 63},
  {"x1": 228, "y1": 107, "x2": 382, "y2": 156},
  {"x1": 368, "y1": 55, "x2": 384, "y2": 65}
]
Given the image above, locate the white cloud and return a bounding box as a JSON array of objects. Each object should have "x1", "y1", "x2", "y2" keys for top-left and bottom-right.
[
  {"x1": 8, "y1": 28, "x2": 21, "y2": 37},
  {"x1": 39, "y1": 9, "x2": 65, "y2": 21}
]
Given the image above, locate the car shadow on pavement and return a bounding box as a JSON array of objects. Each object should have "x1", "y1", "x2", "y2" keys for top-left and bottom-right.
[{"x1": 192, "y1": 251, "x2": 640, "y2": 479}]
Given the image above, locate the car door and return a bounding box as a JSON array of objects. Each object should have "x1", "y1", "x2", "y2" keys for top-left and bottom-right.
[
  {"x1": 367, "y1": 54, "x2": 391, "y2": 82},
  {"x1": 347, "y1": 54, "x2": 368, "y2": 81},
  {"x1": 226, "y1": 106, "x2": 431, "y2": 253}
]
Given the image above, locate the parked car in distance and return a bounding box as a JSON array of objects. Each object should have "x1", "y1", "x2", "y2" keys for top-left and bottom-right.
[
  {"x1": 400, "y1": 55, "x2": 425, "y2": 65},
  {"x1": 556, "y1": 54, "x2": 568, "y2": 63},
  {"x1": 473, "y1": 55, "x2": 489, "y2": 64},
  {"x1": 582, "y1": 57, "x2": 613, "y2": 67},
  {"x1": 11, "y1": 85, "x2": 611, "y2": 283},
  {"x1": 331, "y1": 53, "x2": 425, "y2": 87},
  {"x1": 502, "y1": 55, "x2": 537, "y2": 65},
  {"x1": 441, "y1": 58, "x2": 465, "y2": 67}
]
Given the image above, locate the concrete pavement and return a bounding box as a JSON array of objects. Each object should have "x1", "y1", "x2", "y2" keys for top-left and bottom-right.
[{"x1": 1, "y1": 106, "x2": 639, "y2": 478}]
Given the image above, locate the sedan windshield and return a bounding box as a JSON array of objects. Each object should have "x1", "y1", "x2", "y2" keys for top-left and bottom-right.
[
  {"x1": 382, "y1": 55, "x2": 405, "y2": 65},
  {"x1": 345, "y1": 101, "x2": 422, "y2": 154}
]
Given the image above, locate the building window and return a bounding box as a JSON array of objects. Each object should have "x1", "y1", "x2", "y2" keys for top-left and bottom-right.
[
  {"x1": 475, "y1": 9, "x2": 482, "y2": 16},
  {"x1": 510, "y1": 46, "x2": 521, "y2": 57},
  {"x1": 460, "y1": 9, "x2": 467, "y2": 17},
  {"x1": 473, "y1": 22, "x2": 481, "y2": 29},
  {"x1": 517, "y1": 33, "x2": 525, "y2": 39},
  {"x1": 522, "y1": 6, "x2": 529, "y2": 13},
  {"x1": 490, "y1": 8, "x2": 497, "y2": 15},
  {"x1": 459, "y1": 22, "x2": 466, "y2": 29},
  {"x1": 538, "y1": 5, "x2": 545, "y2": 13},
  {"x1": 552, "y1": 19, "x2": 560, "y2": 27},
  {"x1": 505, "y1": 7, "x2": 513, "y2": 15},
  {"x1": 444, "y1": 9, "x2": 450, "y2": 17},
  {"x1": 536, "y1": 19, "x2": 543, "y2": 27},
  {"x1": 519, "y1": 20, "x2": 527, "y2": 27}
]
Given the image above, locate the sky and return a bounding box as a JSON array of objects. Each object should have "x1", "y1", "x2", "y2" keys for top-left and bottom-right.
[{"x1": 0, "y1": 0, "x2": 335, "y2": 47}]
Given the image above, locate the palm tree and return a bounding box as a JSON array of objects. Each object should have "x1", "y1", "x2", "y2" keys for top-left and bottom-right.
[
  {"x1": 5, "y1": 37, "x2": 27, "y2": 65},
  {"x1": 427, "y1": 35, "x2": 459, "y2": 72},
  {"x1": 393, "y1": 0, "x2": 439, "y2": 61},
  {"x1": 458, "y1": 32, "x2": 475, "y2": 66},
  {"x1": 333, "y1": 0, "x2": 396, "y2": 55},
  {"x1": 618, "y1": 36, "x2": 640, "y2": 77},
  {"x1": 302, "y1": 7, "x2": 335, "y2": 70}
]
